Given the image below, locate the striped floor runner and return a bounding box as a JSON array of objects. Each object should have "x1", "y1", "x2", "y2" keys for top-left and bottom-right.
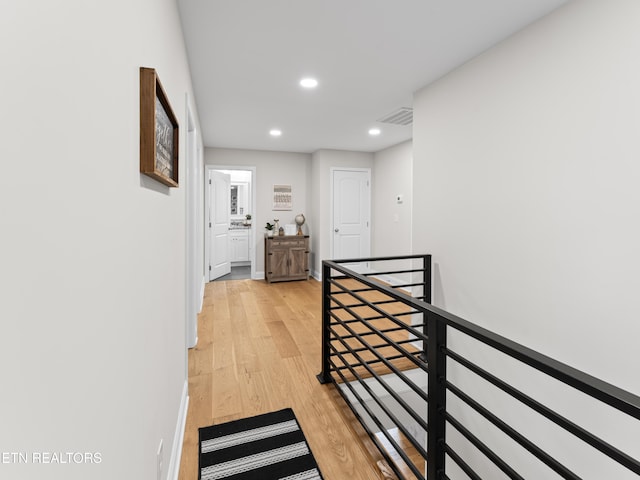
[{"x1": 199, "y1": 409, "x2": 323, "y2": 480}]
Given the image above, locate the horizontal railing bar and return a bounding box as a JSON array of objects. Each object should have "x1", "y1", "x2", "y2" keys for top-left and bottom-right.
[
  {"x1": 337, "y1": 278, "x2": 426, "y2": 290},
  {"x1": 329, "y1": 280, "x2": 429, "y2": 343},
  {"x1": 330, "y1": 330, "x2": 425, "y2": 343},
  {"x1": 328, "y1": 306, "x2": 424, "y2": 344},
  {"x1": 331, "y1": 287, "x2": 424, "y2": 300},
  {"x1": 384, "y1": 282, "x2": 424, "y2": 289},
  {"x1": 332, "y1": 344, "x2": 424, "y2": 360},
  {"x1": 363, "y1": 311, "x2": 421, "y2": 320},
  {"x1": 337, "y1": 286, "x2": 388, "y2": 294},
  {"x1": 328, "y1": 355, "x2": 426, "y2": 480},
  {"x1": 330, "y1": 308, "x2": 419, "y2": 318},
  {"x1": 333, "y1": 338, "x2": 422, "y2": 354},
  {"x1": 446, "y1": 380, "x2": 581, "y2": 480},
  {"x1": 331, "y1": 314, "x2": 420, "y2": 331},
  {"x1": 368, "y1": 299, "x2": 416, "y2": 308},
  {"x1": 331, "y1": 329, "x2": 409, "y2": 339},
  {"x1": 329, "y1": 294, "x2": 422, "y2": 314},
  {"x1": 331, "y1": 351, "x2": 425, "y2": 374},
  {"x1": 332, "y1": 340, "x2": 422, "y2": 355},
  {"x1": 445, "y1": 347, "x2": 640, "y2": 475},
  {"x1": 444, "y1": 444, "x2": 482, "y2": 480},
  {"x1": 362, "y1": 268, "x2": 425, "y2": 276},
  {"x1": 329, "y1": 323, "x2": 429, "y2": 398},
  {"x1": 324, "y1": 259, "x2": 640, "y2": 421},
  {"x1": 323, "y1": 256, "x2": 640, "y2": 479},
  {"x1": 326, "y1": 362, "x2": 412, "y2": 480},
  {"x1": 329, "y1": 309, "x2": 428, "y2": 376},
  {"x1": 329, "y1": 337, "x2": 429, "y2": 437},
  {"x1": 326, "y1": 260, "x2": 430, "y2": 306},
  {"x1": 330, "y1": 293, "x2": 413, "y2": 308},
  {"x1": 329, "y1": 296, "x2": 416, "y2": 308},
  {"x1": 333, "y1": 342, "x2": 422, "y2": 356},
  {"x1": 331, "y1": 338, "x2": 424, "y2": 360},
  {"x1": 330, "y1": 311, "x2": 420, "y2": 324},
  {"x1": 330, "y1": 333, "x2": 419, "y2": 344},
  {"x1": 445, "y1": 413, "x2": 525, "y2": 480},
  {"x1": 438, "y1": 313, "x2": 640, "y2": 421},
  {"x1": 332, "y1": 363, "x2": 421, "y2": 377},
  {"x1": 331, "y1": 321, "x2": 422, "y2": 333},
  {"x1": 328, "y1": 304, "x2": 428, "y2": 358},
  {"x1": 331, "y1": 254, "x2": 430, "y2": 264}
]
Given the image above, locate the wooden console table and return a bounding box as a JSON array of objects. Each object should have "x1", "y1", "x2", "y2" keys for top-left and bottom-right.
[{"x1": 264, "y1": 235, "x2": 310, "y2": 283}]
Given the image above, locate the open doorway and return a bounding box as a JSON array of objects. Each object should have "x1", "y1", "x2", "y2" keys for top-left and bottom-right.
[{"x1": 205, "y1": 165, "x2": 256, "y2": 281}]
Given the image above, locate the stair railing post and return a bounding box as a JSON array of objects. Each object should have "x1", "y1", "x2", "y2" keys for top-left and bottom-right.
[
  {"x1": 421, "y1": 255, "x2": 432, "y2": 361},
  {"x1": 422, "y1": 254, "x2": 432, "y2": 304},
  {"x1": 317, "y1": 261, "x2": 332, "y2": 384},
  {"x1": 427, "y1": 311, "x2": 447, "y2": 479}
]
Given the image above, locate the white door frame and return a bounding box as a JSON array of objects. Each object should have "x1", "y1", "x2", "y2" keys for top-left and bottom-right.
[
  {"x1": 185, "y1": 95, "x2": 202, "y2": 350},
  {"x1": 330, "y1": 167, "x2": 372, "y2": 260},
  {"x1": 205, "y1": 165, "x2": 257, "y2": 280}
]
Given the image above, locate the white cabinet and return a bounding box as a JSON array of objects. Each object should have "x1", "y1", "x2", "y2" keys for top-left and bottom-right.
[{"x1": 229, "y1": 229, "x2": 249, "y2": 263}]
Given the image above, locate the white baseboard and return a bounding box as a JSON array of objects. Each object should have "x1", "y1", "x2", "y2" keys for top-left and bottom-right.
[
  {"x1": 254, "y1": 270, "x2": 265, "y2": 280},
  {"x1": 167, "y1": 380, "x2": 189, "y2": 480},
  {"x1": 231, "y1": 261, "x2": 250, "y2": 267},
  {"x1": 199, "y1": 275, "x2": 206, "y2": 313}
]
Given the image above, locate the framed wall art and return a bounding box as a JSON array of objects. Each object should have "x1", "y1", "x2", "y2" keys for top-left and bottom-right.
[
  {"x1": 140, "y1": 67, "x2": 179, "y2": 187},
  {"x1": 273, "y1": 184, "x2": 292, "y2": 210}
]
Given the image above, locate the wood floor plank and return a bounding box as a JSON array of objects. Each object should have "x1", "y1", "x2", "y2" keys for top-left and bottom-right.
[
  {"x1": 178, "y1": 372, "x2": 212, "y2": 480},
  {"x1": 178, "y1": 278, "x2": 389, "y2": 480},
  {"x1": 266, "y1": 319, "x2": 302, "y2": 358}
]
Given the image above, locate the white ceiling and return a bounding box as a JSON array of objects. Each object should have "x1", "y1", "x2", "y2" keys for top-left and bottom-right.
[{"x1": 177, "y1": 0, "x2": 568, "y2": 153}]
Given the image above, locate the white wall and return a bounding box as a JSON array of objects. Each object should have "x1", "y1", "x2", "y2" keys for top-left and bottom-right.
[
  {"x1": 0, "y1": 1, "x2": 200, "y2": 479},
  {"x1": 204, "y1": 145, "x2": 382, "y2": 279},
  {"x1": 413, "y1": 0, "x2": 640, "y2": 477},
  {"x1": 372, "y1": 141, "x2": 413, "y2": 257},
  {"x1": 205, "y1": 148, "x2": 312, "y2": 276},
  {"x1": 310, "y1": 149, "x2": 374, "y2": 277}
]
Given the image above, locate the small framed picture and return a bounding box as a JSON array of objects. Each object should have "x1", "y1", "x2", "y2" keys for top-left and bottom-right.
[
  {"x1": 273, "y1": 184, "x2": 292, "y2": 210},
  {"x1": 140, "y1": 67, "x2": 179, "y2": 187}
]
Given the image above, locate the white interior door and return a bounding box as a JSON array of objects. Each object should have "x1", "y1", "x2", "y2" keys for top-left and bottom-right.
[
  {"x1": 209, "y1": 170, "x2": 231, "y2": 280},
  {"x1": 332, "y1": 169, "x2": 371, "y2": 260}
]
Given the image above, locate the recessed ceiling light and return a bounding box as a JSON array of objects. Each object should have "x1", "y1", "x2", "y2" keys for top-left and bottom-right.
[
  {"x1": 269, "y1": 129, "x2": 282, "y2": 137},
  {"x1": 368, "y1": 128, "x2": 381, "y2": 136},
  {"x1": 300, "y1": 78, "x2": 318, "y2": 89}
]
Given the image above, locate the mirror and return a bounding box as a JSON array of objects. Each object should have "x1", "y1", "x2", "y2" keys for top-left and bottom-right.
[
  {"x1": 230, "y1": 182, "x2": 249, "y2": 217},
  {"x1": 230, "y1": 185, "x2": 238, "y2": 214}
]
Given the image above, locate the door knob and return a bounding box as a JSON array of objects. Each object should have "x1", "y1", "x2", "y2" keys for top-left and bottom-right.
[{"x1": 334, "y1": 228, "x2": 339, "y2": 233}]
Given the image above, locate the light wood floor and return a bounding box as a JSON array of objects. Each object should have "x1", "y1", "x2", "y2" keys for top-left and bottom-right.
[{"x1": 177, "y1": 278, "x2": 392, "y2": 479}]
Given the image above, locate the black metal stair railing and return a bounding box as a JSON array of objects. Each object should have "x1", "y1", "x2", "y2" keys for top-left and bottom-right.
[{"x1": 317, "y1": 255, "x2": 640, "y2": 480}]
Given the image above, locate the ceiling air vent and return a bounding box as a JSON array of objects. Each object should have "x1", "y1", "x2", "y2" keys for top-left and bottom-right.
[{"x1": 377, "y1": 107, "x2": 413, "y2": 126}]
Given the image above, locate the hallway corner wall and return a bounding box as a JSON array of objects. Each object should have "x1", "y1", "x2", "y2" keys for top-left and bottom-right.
[
  {"x1": 412, "y1": 0, "x2": 640, "y2": 476},
  {"x1": 0, "y1": 1, "x2": 202, "y2": 478}
]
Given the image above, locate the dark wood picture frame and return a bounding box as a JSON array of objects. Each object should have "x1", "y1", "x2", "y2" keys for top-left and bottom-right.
[{"x1": 140, "y1": 67, "x2": 179, "y2": 187}]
